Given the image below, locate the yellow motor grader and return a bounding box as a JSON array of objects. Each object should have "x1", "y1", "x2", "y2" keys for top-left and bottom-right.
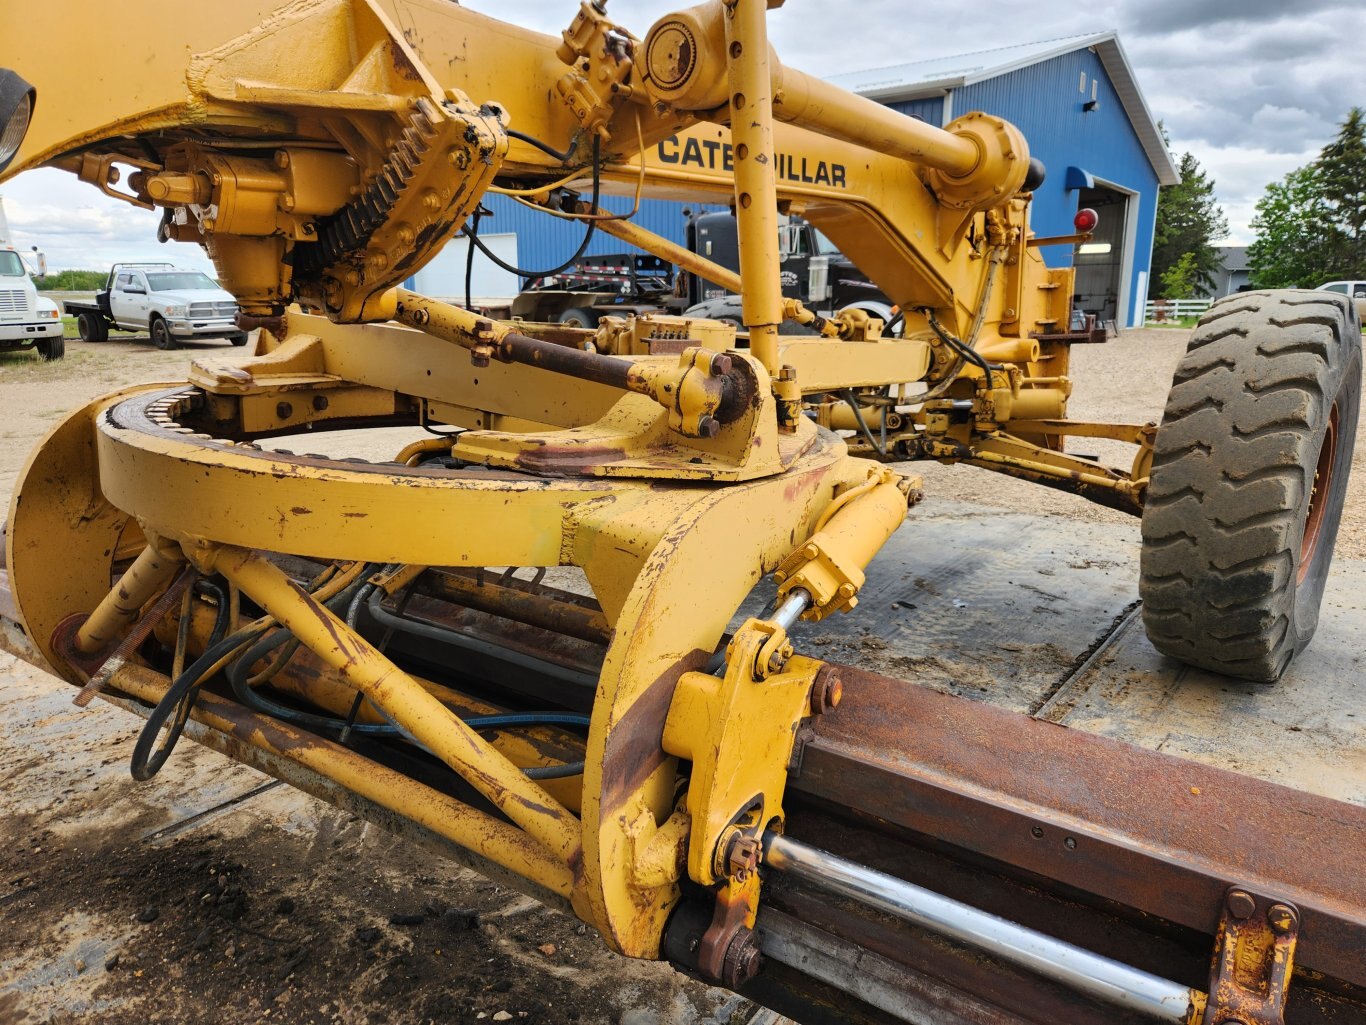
[{"x1": 0, "y1": 3, "x2": 1362, "y2": 1023}]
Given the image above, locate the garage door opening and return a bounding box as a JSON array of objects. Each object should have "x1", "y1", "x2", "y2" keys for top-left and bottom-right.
[{"x1": 1073, "y1": 184, "x2": 1132, "y2": 328}]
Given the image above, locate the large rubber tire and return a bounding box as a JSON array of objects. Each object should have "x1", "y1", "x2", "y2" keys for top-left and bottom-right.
[
  {"x1": 77, "y1": 312, "x2": 108, "y2": 342},
  {"x1": 150, "y1": 316, "x2": 177, "y2": 350},
  {"x1": 36, "y1": 336, "x2": 65, "y2": 361},
  {"x1": 557, "y1": 307, "x2": 600, "y2": 329},
  {"x1": 1140, "y1": 289, "x2": 1362, "y2": 682}
]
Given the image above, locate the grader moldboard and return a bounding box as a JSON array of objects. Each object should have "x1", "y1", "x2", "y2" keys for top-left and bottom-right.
[{"x1": 0, "y1": 3, "x2": 1363, "y2": 1023}]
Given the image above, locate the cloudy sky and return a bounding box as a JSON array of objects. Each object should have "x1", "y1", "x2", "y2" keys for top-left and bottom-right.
[{"x1": 1, "y1": 0, "x2": 1361, "y2": 271}]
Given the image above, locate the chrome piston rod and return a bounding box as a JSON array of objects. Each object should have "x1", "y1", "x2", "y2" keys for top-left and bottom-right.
[{"x1": 761, "y1": 833, "x2": 1197, "y2": 1023}]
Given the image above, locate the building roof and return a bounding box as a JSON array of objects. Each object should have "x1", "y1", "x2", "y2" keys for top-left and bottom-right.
[
  {"x1": 1216, "y1": 245, "x2": 1250, "y2": 272},
  {"x1": 827, "y1": 32, "x2": 1181, "y2": 187}
]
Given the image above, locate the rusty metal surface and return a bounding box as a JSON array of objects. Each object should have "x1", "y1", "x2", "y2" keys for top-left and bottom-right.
[
  {"x1": 418, "y1": 568, "x2": 611, "y2": 645},
  {"x1": 756, "y1": 893, "x2": 1165, "y2": 1025},
  {"x1": 790, "y1": 664, "x2": 1366, "y2": 990}
]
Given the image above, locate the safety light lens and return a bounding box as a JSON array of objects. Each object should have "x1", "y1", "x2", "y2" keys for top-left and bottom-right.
[
  {"x1": 0, "y1": 92, "x2": 31, "y2": 166},
  {"x1": 1074, "y1": 208, "x2": 1099, "y2": 233}
]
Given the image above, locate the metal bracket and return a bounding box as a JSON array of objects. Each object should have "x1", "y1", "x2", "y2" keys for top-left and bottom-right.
[
  {"x1": 698, "y1": 873, "x2": 764, "y2": 989},
  {"x1": 1206, "y1": 887, "x2": 1299, "y2": 1025},
  {"x1": 661, "y1": 623, "x2": 822, "y2": 886}
]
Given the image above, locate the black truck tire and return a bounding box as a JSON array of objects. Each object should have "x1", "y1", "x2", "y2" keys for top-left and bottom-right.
[
  {"x1": 230, "y1": 331, "x2": 249, "y2": 346},
  {"x1": 36, "y1": 335, "x2": 65, "y2": 361},
  {"x1": 1140, "y1": 289, "x2": 1361, "y2": 682},
  {"x1": 557, "y1": 307, "x2": 600, "y2": 329},
  {"x1": 150, "y1": 316, "x2": 177, "y2": 350},
  {"x1": 77, "y1": 312, "x2": 108, "y2": 342}
]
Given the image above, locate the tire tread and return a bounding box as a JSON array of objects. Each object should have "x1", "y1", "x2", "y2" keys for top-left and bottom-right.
[{"x1": 1139, "y1": 289, "x2": 1360, "y2": 681}]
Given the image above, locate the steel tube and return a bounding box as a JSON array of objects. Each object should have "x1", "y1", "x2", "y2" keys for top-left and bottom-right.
[
  {"x1": 209, "y1": 545, "x2": 583, "y2": 864},
  {"x1": 773, "y1": 66, "x2": 981, "y2": 178},
  {"x1": 74, "y1": 533, "x2": 184, "y2": 653},
  {"x1": 772, "y1": 588, "x2": 811, "y2": 632},
  {"x1": 591, "y1": 211, "x2": 743, "y2": 296},
  {"x1": 762, "y1": 833, "x2": 1197, "y2": 1023},
  {"x1": 723, "y1": 0, "x2": 783, "y2": 374},
  {"x1": 419, "y1": 570, "x2": 612, "y2": 645}
]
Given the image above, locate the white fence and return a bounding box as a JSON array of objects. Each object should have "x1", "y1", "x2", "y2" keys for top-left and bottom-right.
[{"x1": 1144, "y1": 298, "x2": 1212, "y2": 323}]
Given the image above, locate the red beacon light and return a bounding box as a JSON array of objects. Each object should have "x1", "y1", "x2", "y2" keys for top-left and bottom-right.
[{"x1": 1074, "y1": 208, "x2": 1099, "y2": 233}]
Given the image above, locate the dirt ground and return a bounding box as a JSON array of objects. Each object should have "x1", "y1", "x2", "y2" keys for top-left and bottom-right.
[{"x1": 1, "y1": 324, "x2": 1363, "y2": 1024}]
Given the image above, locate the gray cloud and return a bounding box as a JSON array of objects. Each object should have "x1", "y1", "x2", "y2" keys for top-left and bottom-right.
[
  {"x1": 1121, "y1": 0, "x2": 1341, "y2": 32},
  {"x1": 4, "y1": 0, "x2": 1362, "y2": 266}
]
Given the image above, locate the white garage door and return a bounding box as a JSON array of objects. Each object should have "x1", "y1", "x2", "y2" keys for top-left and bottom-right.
[{"x1": 410, "y1": 232, "x2": 519, "y2": 302}]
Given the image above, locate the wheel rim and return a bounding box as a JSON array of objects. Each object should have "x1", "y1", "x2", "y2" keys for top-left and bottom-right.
[{"x1": 1298, "y1": 401, "x2": 1339, "y2": 583}]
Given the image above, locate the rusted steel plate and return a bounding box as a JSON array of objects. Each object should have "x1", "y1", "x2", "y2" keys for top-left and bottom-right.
[{"x1": 791, "y1": 665, "x2": 1366, "y2": 989}]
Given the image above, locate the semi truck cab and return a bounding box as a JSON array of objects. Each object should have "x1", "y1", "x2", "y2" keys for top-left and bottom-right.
[
  {"x1": 683, "y1": 211, "x2": 897, "y2": 328},
  {"x1": 0, "y1": 240, "x2": 63, "y2": 360}
]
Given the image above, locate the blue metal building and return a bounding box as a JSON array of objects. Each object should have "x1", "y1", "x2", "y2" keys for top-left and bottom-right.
[
  {"x1": 829, "y1": 33, "x2": 1180, "y2": 328},
  {"x1": 419, "y1": 32, "x2": 1177, "y2": 328}
]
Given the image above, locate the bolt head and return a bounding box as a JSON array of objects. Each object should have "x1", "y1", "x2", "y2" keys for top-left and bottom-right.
[
  {"x1": 1267, "y1": 904, "x2": 1298, "y2": 935},
  {"x1": 811, "y1": 667, "x2": 843, "y2": 714},
  {"x1": 698, "y1": 416, "x2": 720, "y2": 439},
  {"x1": 1226, "y1": 890, "x2": 1256, "y2": 921},
  {"x1": 709, "y1": 352, "x2": 733, "y2": 377}
]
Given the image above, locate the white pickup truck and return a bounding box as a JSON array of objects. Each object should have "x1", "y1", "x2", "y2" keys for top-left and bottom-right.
[
  {"x1": 64, "y1": 262, "x2": 245, "y2": 349},
  {"x1": 0, "y1": 197, "x2": 63, "y2": 360},
  {"x1": 1315, "y1": 279, "x2": 1366, "y2": 321}
]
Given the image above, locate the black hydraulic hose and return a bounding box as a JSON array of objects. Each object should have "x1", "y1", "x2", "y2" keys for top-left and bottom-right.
[
  {"x1": 130, "y1": 602, "x2": 262, "y2": 781},
  {"x1": 219, "y1": 574, "x2": 590, "y2": 777},
  {"x1": 467, "y1": 136, "x2": 601, "y2": 286},
  {"x1": 925, "y1": 311, "x2": 998, "y2": 383},
  {"x1": 193, "y1": 577, "x2": 232, "y2": 648},
  {"x1": 843, "y1": 389, "x2": 888, "y2": 458},
  {"x1": 506, "y1": 127, "x2": 579, "y2": 165},
  {"x1": 130, "y1": 570, "x2": 366, "y2": 780},
  {"x1": 464, "y1": 207, "x2": 480, "y2": 311}
]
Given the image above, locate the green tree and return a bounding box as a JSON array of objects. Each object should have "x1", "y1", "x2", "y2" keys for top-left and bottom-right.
[
  {"x1": 1152, "y1": 151, "x2": 1229, "y2": 296},
  {"x1": 1159, "y1": 252, "x2": 1201, "y2": 300},
  {"x1": 31, "y1": 269, "x2": 108, "y2": 290},
  {"x1": 1248, "y1": 165, "x2": 1335, "y2": 288},
  {"x1": 1317, "y1": 106, "x2": 1366, "y2": 276}
]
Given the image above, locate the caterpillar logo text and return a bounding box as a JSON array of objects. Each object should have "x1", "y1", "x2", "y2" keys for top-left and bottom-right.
[{"x1": 657, "y1": 135, "x2": 847, "y2": 188}]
